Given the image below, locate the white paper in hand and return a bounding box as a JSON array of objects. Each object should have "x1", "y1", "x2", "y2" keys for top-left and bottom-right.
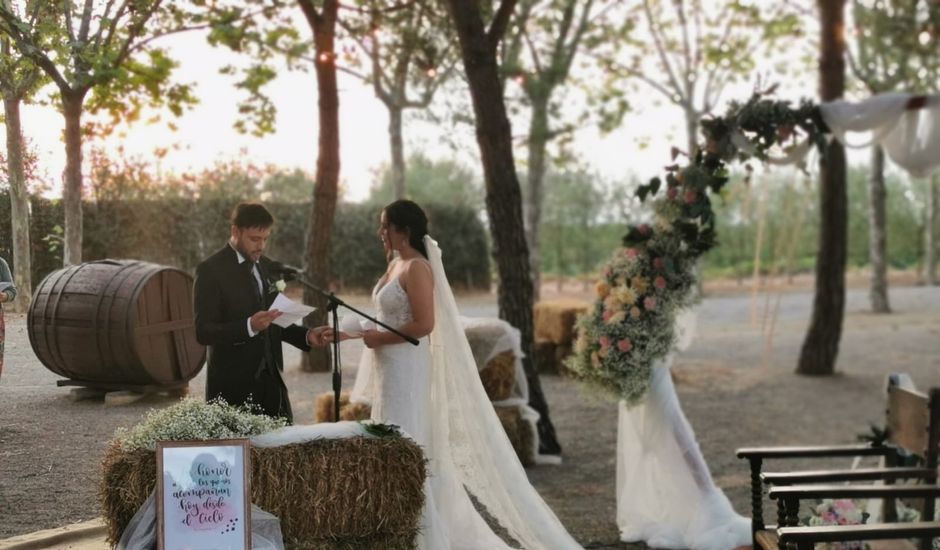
[
  {"x1": 269, "y1": 293, "x2": 316, "y2": 328},
  {"x1": 339, "y1": 315, "x2": 374, "y2": 337}
]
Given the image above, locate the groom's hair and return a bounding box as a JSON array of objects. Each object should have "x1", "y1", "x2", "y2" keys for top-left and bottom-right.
[{"x1": 231, "y1": 202, "x2": 275, "y2": 229}]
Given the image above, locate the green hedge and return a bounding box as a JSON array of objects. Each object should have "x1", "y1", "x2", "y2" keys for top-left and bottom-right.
[{"x1": 0, "y1": 193, "x2": 491, "y2": 292}]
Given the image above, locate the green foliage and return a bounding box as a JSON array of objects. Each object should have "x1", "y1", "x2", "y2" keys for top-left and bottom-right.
[
  {"x1": 0, "y1": 155, "x2": 491, "y2": 292},
  {"x1": 704, "y1": 167, "x2": 929, "y2": 279},
  {"x1": 360, "y1": 422, "x2": 402, "y2": 438},
  {"x1": 850, "y1": 0, "x2": 940, "y2": 94},
  {"x1": 365, "y1": 153, "x2": 484, "y2": 212},
  {"x1": 587, "y1": 0, "x2": 808, "y2": 143},
  {"x1": 537, "y1": 167, "x2": 629, "y2": 277},
  {"x1": 337, "y1": 0, "x2": 457, "y2": 99}
]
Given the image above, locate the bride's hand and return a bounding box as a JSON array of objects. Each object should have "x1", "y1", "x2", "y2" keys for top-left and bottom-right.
[{"x1": 361, "y1": 330, "x2": 384, "y2": 349}]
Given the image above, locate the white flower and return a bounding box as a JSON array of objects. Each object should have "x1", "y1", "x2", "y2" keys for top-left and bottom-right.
[{"x1": 275, "y1": 279, "x2": 287, "y2": 292}]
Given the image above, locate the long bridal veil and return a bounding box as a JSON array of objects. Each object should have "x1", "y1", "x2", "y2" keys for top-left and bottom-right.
[{"x1": 422, "y1": 236, "x2": 582, "y2": 549}]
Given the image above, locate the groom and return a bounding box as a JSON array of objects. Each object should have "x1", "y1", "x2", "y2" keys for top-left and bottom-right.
[{"x1": 194, "y1": 202, "x2": 327, "y2": 423}]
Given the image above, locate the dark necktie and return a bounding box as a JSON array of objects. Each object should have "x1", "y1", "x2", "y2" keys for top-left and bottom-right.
[{"x1": 246, "y1": 261, "x2": 263, "y2": 304}]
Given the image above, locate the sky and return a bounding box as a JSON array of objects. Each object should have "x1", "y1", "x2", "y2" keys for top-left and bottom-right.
[
  {"x1": 7, "y1": 4, "x2": 886, "y2": 204},
  {"x1": 12, "y1": 24, "x2": 738, "y2": 204}
]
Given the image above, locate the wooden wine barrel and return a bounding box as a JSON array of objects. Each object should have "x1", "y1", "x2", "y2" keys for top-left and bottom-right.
[{"x1": 28, "y1": 260, "x2": 205, "y2": 389}]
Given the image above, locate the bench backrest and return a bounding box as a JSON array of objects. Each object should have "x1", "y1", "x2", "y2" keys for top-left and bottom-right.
[{"x1": 886, "y1": 385, "x2": 940, "y2": 469}]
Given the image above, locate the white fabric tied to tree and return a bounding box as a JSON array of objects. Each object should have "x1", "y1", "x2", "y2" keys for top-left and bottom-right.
[
  {"x1": 728, "y1": 92, "x2": 940, "y2": 178},
  {"x1": 819, "y1": 92, "x2": 940, "y2": 178},
  {"x1": 616, "y1": 310, "x2": 751, "y2": 550}
]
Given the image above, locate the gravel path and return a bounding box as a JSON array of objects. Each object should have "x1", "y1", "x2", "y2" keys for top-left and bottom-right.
[{"x1": 1, "y1": 284, "x2": 938, "y2": 548}]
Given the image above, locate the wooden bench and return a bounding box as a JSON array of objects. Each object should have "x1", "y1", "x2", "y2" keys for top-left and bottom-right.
[{"x1": 737, "y1": 378, "x2": 940, "y2": 549}]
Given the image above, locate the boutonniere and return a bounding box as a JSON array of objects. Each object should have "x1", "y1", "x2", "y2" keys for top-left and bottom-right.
[{"x1": 267, "y1": 279, "x2": 287, "y2": 294}]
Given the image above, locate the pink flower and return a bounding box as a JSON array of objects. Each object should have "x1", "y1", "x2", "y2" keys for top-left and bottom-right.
[
  {"x1": 653, "y1": 257, "x2": 665, "y2": 270},
  {"x1": 624, "y1": 248, "x2": 638, "y2": 259},
  {"x1": 654, "y1": 276, "x2": 667, "y2": 290},
  {"x1": 667, "y1": 187, "x2": 679, "y2": 200},
  {"x1": 599, "y1": 336, "x2": 611, "y2": 349},
  {"x1": 684, "y1": 190, "x2": 698, "y2": 204},
  {"x1": 602, "y1": 309, "x2": 614, "y2": 322},
  {"x1": 617, "y1": 339, "x2": 633, "y2": 353},
  {"x1": 637, "y1": 223, "x2": 651, "y2": 235},
  {"x1": 644, "y1": 296, "x2": 657, "y2": 311}
]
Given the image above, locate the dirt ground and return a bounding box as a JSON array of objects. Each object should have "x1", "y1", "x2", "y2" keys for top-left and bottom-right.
[{"x1": 1, "y1": 278, "x2": 938, "y2": 549}]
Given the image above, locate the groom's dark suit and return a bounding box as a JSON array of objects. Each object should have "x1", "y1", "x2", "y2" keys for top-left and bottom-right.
[{"x1": 194, "y1": 244, "x2": 310, "y2": 423}]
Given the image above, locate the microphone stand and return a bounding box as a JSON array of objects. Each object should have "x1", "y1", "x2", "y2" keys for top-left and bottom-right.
[{"x1": 285, "y1": 270, "x2": 418, "y2": 423}]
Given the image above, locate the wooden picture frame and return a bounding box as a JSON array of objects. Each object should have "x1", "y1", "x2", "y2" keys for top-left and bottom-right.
[{"x1": 156, "y1": 438, "x2": 251, "y2": 550}]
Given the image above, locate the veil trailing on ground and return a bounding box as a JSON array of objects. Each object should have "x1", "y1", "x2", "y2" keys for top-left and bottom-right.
[{"x1": 421, "y1": 235, "x2": 582, "y2": 549}]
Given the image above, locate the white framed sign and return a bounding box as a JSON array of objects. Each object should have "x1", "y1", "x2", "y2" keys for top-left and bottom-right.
[{"x1": 156, "y1": 439, "x2": 251, "y2": 550}]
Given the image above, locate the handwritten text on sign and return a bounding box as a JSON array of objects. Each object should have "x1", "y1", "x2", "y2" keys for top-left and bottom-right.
[{"x1": 157, "y1": 440, "x2": 249, "y2": 549}]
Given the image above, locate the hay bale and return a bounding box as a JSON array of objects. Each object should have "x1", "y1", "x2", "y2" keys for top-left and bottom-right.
[
  {"x1": 494, "y1": 406, "x2": 536, "y2": 467},
  {"x1": 315, "y1": 392, "x2": 372, "y2": 423},
  {"x1": 478, "y1": 350, "x2": 516, "y2": 401},
  {"x1": 100, "y1": 437, "x2": 426, "y2": 549},
  {"x1": 313, "y1": 393, "x2": 536, "y2": 468},
  {"x1": 533, "y1": 299, "x2": 590, "y2": 345}
]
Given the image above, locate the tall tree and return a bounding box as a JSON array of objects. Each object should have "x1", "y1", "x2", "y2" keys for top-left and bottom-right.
[
  {"x1": 797, "y1": 0, "x2": 847, "y2": 376},
  {"x1": 338, "y1": 0, "x2": 459, "y2": 199},
  {"x1": 598, "y1": 0, "x2": 803, "y2": 158},
  {"x1": 0, "y1": 0, "x2": 48, "y2": 311},
  {"x1": 928, "y1": 176, "x2": 938, "y2": 285},
  {"x1": 442, "y1": 0, "x2": 561, "y2": 454},
  {"x1": 848, "y1": 0, "x2": 940, "y2": 310},
  {"x1": 0, "y1": 1, "x2": 200, "y2": 265},
  {"x1": 500, "y1": 0, "x2": 608, "y2": 298},
  {"x1": 296, "y1": 0, "x2": 341, "y2": 372}
]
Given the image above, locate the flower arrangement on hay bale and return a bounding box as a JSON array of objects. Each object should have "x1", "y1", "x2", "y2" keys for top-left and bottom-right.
[
  {"x1": 100, "y1": 398, "x2": 427, "y2": 550},
  {"x1": 567, "y1": 94, "x2": 827, "y2": 405}
]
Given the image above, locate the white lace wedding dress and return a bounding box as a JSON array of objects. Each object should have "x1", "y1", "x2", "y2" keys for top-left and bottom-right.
[{"x1": 361, "y1": 236, "x2": 582, "y2": 550}]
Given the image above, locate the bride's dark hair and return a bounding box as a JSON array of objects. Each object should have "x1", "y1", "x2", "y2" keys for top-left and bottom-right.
[{"x1": 384, "y1": 199, "x2": 429, "y2": 259}]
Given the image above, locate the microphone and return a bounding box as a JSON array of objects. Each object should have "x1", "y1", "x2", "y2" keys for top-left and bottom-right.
[{"x1": 269, "y1": 261, "x2": 303, "y2": 281}]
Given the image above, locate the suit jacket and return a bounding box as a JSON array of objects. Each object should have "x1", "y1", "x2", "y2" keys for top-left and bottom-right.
[{"x1": 194, "y1": 244, "x2": 310, "y2": 410}]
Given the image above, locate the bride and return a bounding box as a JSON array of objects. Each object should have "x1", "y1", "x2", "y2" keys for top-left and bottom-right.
[{"x1": 324, "y1": 199, "x2": 582, "y2": 550}]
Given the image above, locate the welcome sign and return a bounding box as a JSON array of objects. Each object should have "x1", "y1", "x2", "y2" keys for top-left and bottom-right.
[{"x1": 156, "y1": 439, "x2": 251, "y2": 550}]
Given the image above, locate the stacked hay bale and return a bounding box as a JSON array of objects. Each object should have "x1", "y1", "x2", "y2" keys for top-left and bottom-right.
[
  {"x1": 533, "y1": 298, "x2": 590, "y2": 374},
  {"x1": 100, "y1": 436, "x2": 426, "y2": 549},
  {"x1": 315, "y1": 317, "x2": 538, "y2": 466}
]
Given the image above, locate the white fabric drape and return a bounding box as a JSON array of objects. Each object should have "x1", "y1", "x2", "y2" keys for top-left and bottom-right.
[
  {"x1": 616, "y1": 311, "x2": 750, "y2": 550},
  {"x1": 821, "y1": 92, "x2": 940, "y2": 178}
]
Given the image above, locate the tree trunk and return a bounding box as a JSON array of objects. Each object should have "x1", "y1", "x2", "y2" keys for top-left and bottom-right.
[
  {"x1": 389, "y1": 104, "x2": 406, "y2": 200},
  {"x1": 797, "y1": 0, "x2": 847, "y2": 376},
  {"x1": 299, "y1": 0, "x2": 340, "y2": 372},
  {"x1": 444, "y1": 0, "x2": 561, "y2": 455},
  {"x1": 61, "y1": 90, "x2": 86, "y2": 266},
  {"x1": 525, "y1": 95, "x2": 550, "y2": 301},
  {"x1": 868, "y1": 145, "x2": 890, "y2": 312},
  {"x1": 685, "y1": 108, "x2": 699, "y2": 158},
  {"x1": 926, "y1": 176, "x2": 938, "y2": 285},
  {"x1": 3, "y1": 96, "x2": 31, "y2": 312}
]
